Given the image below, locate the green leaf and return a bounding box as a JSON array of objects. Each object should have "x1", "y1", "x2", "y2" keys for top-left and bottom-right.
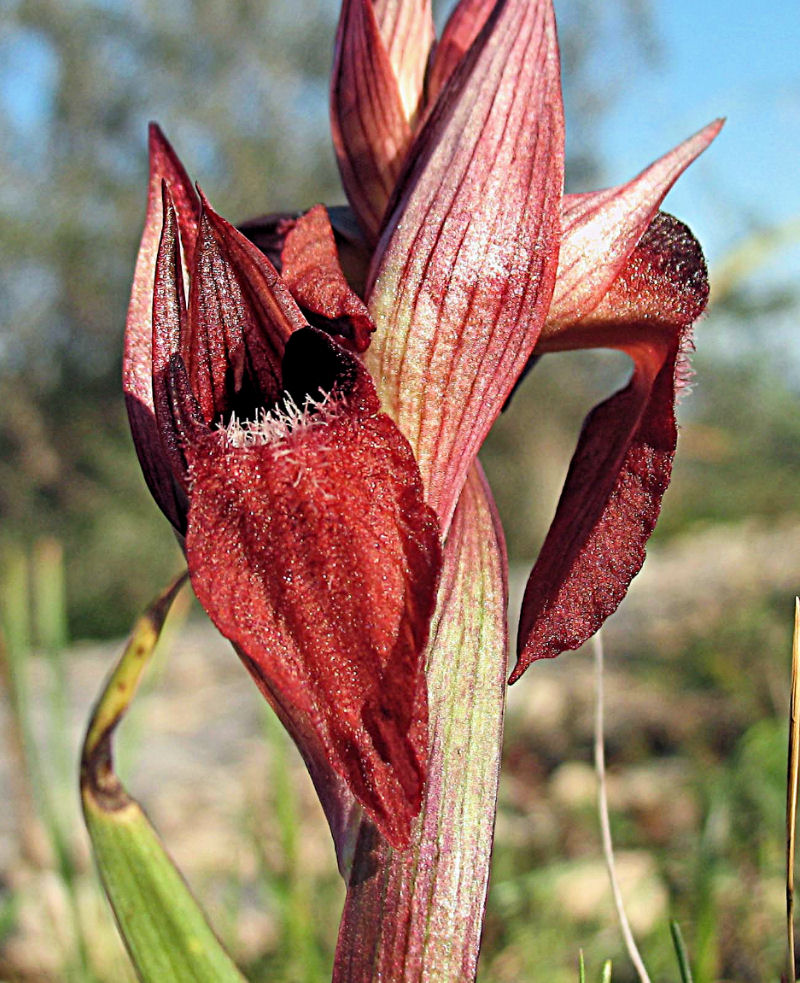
[
  {"x1": 80, "y1": 572, "x2": 247, "y2": 983},
  {"x1": 670, "y1": 920, "x2": 694, "y2": 983}
]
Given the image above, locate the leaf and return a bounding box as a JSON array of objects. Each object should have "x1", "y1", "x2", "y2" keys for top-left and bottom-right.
[
  {"x1": 670, "y1": 920, "x2": 694, "y2": 983},
  {"x1": 80, "y1": 573, "x2": 247, "y2": 983}
]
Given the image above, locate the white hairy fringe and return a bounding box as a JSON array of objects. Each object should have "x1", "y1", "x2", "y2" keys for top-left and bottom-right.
[
  {"x1": 217, "y1": 390, "x2": 341, "y2": 448},
  {"x1": 674, "y1": 329, "x2": 696, "y2": 404}
]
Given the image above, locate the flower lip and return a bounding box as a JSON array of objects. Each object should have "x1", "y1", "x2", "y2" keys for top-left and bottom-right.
[
  {"x1": 513, "y1": 212, "x2": 710, "y2": 679},
  {"x1": 179, "y1": 322, "x2": 442, "y2": 849},
  {"x1": 127, "y1": 125, "x2": 447, "y2": 853}
]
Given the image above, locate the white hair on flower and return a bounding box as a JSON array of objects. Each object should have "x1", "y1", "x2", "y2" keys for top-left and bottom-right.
[{"x1": 218, "y1": 388, "x2": 343, "y2": 448}]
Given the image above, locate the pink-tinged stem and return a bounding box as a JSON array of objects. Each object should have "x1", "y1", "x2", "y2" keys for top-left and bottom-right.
[{"x1": 333, "y1": 463, "x2": 508, "y2": 982}]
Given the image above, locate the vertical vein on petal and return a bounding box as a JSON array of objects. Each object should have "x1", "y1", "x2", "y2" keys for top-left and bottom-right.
[
  {"x1": 368, "y1": 0, "x2": 563, "y2": 529},
  {"x1": 331, "y1": 0, "x2": 414, "y2": 242}
]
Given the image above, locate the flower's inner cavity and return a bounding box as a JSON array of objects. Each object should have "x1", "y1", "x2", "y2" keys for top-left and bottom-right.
[{"x1": 219, "y1": 388, "x2": 341, "y2": 447}]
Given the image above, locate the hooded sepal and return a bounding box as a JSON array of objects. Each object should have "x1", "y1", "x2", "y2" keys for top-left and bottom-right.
[
  {"x1": 178, "y1": 328, "x2": 442, "y2": 849},
  {"x1": 366, "y1": 0, "x2": 564, "y2": 531},
  {"x1": 148, "y1": 184, "x2": 309, "y2": 517},
  {"x1": 123, "y1": 125, "x2": 200, "y2": 530},
  {"x1": 333, "y1": 463, "x2": 507, "y2": 981},
  {"x1": 514, "y1": 212, "x2": 709, "y2": 677},
  {"x1": 184, "y1": 193, "x2": 305, "y2": 424}
]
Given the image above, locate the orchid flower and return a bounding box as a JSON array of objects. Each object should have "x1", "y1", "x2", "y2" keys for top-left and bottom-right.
[
  {"x1": 123, "y1": 146, "x2": 442, "y2": 857},
  {"x1": 123, "y1": 0, "x2": 719, "y2": 975}
]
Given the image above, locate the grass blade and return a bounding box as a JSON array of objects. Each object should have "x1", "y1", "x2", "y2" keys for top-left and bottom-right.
[
  {"x1": 786, "y1": 598, "x2": 800, "y2": 982},
  {"x1": 80, "y1": 572, "x2": 247, "y2": 983},
  {"x1": 670, "y1": 919, "x2": 694, "y2": 983}
]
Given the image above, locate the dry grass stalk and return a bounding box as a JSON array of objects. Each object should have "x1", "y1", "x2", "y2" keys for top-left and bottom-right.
[{"x1": 593, "y1": 631, "x2": 652, "y2": 983}]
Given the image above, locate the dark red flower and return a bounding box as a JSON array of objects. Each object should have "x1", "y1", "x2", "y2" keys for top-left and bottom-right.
[
  {"x1": 124, "y1": 0, "x2": 721, "y2": 865},
  {"x1": 123, "y1": 130, "x2": 441, "y2": 852}
]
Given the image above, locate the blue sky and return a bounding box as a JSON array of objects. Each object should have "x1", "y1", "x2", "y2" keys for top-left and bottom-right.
[
  {"x1": 572, "y1": 0, "x2": 800, "y2": 270},
  {"x1": 2, "y1": 0, "x2": 797, "y2": 278}
]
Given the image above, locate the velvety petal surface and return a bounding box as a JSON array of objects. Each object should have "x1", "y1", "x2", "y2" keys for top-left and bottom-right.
[
  {"x1": 123, "y1": 126, "x2": 199, "y2": 528},
  {"x1": 543, "y1": 118, "x2": 722, "y2": 336},
  {"x1": 334, "y1": 463, "x2": 507, "y2": 982},
  {"x1": 280, "y1": 205, "x2": 375, "y2": 352},
  {"x1": 181, "y1": 329, "x2": 442, "y2": 849},
  {"x1": 331, "y1": 0, "x2": 413, "y2": 242},
  {"x1": 366, "y1": 0, "x2": 564, "y2": 530},
  {"x1": 514, "y1": 212, "x2": 709, "y2": 677},
  {"x1": 234, "y1": 640, "x2": 363, "y2": 874}
]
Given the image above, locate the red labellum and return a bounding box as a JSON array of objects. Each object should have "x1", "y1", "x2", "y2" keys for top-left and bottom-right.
[
  {"x1": 181, "y1": 329, "x2": 442, "y2": 848},
  {"x1": 514, "y1": 213, "x2": 709, "y2": 676}
]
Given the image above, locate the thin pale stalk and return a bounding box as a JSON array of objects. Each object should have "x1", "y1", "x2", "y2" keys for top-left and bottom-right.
[{"x1": 593, "y1": 632, "x2": 652, "y2": 983}]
